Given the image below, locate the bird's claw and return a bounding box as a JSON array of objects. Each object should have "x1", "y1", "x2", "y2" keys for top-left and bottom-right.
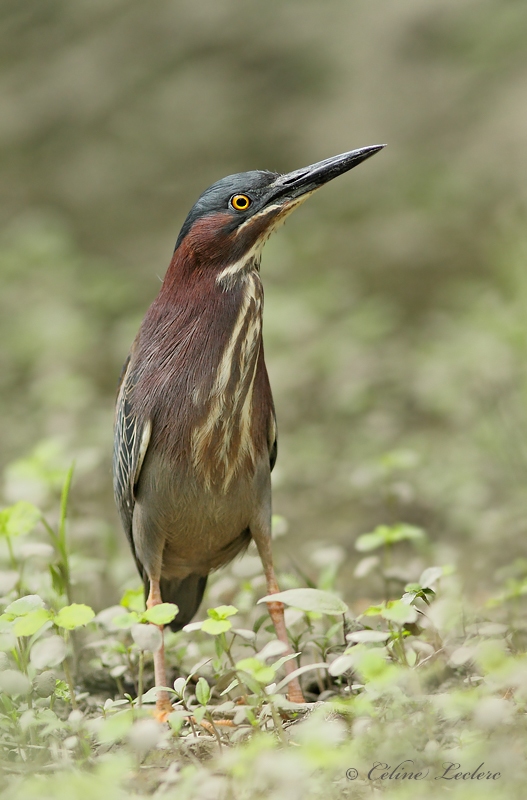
[{"x1": 153, "y1": 697, "x2": 175, "y2": 723}]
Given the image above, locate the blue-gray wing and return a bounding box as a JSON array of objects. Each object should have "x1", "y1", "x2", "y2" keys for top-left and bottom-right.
[{"x1": 113, "y1": 354, "x2": 151, "y2": 566}]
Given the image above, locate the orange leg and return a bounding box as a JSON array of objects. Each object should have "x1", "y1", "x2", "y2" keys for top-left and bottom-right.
[
  {"x1": 146, "y1": 579, "x2": 173, "y2": 715},
  {"x1": 255, "y1": 538, "x2": 305, "y2": 703}
]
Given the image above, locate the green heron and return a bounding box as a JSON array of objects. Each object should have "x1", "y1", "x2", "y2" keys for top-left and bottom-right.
[{"x1": 113, "y1": 144, "x2": 385, "y2": 711}]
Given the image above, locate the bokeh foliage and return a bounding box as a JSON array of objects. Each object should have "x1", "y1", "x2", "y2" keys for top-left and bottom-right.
[
  {"x1": 2, "y1": 0, "x2": 527, "y2": 795},
  {"x1": 2, "y1": 0, "x2": 527, "y2": 592}
]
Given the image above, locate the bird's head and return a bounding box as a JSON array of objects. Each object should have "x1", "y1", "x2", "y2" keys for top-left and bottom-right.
[{"x1": 173, "y1": 145, "x2": 386, "y2": 285}]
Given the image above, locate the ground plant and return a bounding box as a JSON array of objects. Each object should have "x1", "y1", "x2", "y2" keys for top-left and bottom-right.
[{"x1": 1, "y1": 452, "x2": 527, "y2": 799}]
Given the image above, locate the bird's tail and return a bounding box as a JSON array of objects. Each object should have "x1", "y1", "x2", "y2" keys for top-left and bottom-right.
[{"x1": 153, "y1": 574, "x2": 208, "y2": 632}]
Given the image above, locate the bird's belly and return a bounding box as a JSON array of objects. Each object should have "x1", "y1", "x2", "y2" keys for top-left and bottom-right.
[
  {"x1": 133, "y1": 448, "x2": 269, "y2": 581},
  {"x1": 160, "y1": 492, "x2": 253, "y2": 579}
]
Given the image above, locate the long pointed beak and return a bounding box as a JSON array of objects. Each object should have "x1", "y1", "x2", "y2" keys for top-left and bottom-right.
[{"x1": 267, "y1": 144, "x2": 386, "y2": 206}]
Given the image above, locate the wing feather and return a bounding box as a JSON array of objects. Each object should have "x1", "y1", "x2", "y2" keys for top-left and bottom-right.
[
  {"x1": 268, "y1": 408, "x2": 277, "y2": 472},
  {"x1": 113, "y1": 355, "x2": 150, "y2": 573}
]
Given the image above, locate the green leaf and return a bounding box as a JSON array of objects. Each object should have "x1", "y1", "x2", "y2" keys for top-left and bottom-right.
[
  {"x1": 195, "y1": 677, "x2": 211, "y2": 705},
  {"x1": 141, "y1": 603, "x2": 178, "y2": 626},
  {"x1": 0, "y1": 632, "x2": 16, "y2": 652},
  {"x1": 381, "y1": 600, "x2": 418, "y2": 625},
  {"x1": 356, "y1": 649, "x2": 390, "y2": 681},
  {"x1": 54, "y1": 679, "x2": 71, "y2": 702},
  {"x1": 379, "y1": 449, "x2": 419, "y2": 471},
  {"x1": 140, "y1": 686, "x2": 176, "y2": 704},
  {"x1": 361, "y1": 603, "x2": 386, "y2": 616},
  {"x1": 419, "y1": 565, "x2": 453, "y2": 588},
  {"x1": 328, "y1": 653, "x2": 355, "y2": 676},
  {"x1": 120, "y1": 587, "x2": 145, "y2": 613},
  {"x1": 192, "y1": 706, "x2": 206, "y2": 724},
  {"x1": 5, "y1": 595, "x2": 45, "y2": 617},
  {"x1": 13, "y1": 609, "x2": 52, "y2": 637},
  {"x1": 201, "y1": 618, "x2": 232, "y2": 635},
  {"x1": 131, "y1": 623, "x2": 162, "y2": 652},
  {"x1": 270, "y1": 653, "x2": 299, "y2": 672},
  {"x1": 329, "y1": 645, "x2": 389, "y2": 681},
  {"x1": 173, "y1": 677, "x2": 187, "y2": 698},
  {"x1": 5, "y1": 441, "x2": 69, "y2": 498},
  {"x1": 207, "y1": 605, "x2": 238, "y2": 621},
  {"x1": 220, "y1": 678, "x2": 240, "y2": 696},
  {"x1": 167, "y1": 710, "x2": 186, "y2": 734},
  {"x1": 273, "y1": 662, "x2": 328, "y2": 693},
  {"x1": 30, "y1": 635, "x2": 67, "y2": 668},
  {"x1": 356, "y1": 524, "x2": 426, "y2": 552},
  {"x1": 236, "y1": 657, "x2": 275, "y2": 685},
  {"x1": 0, "y1": 502, "x2": 41, "y2": 539},
  {"x1": 402, "y1": 587, "x2": 435, "y2": 606},
  {"x1": 0, "y1": 669, "x2": 31, "y2": 697},
  {"x1": 38, "y1": 708, "x2": 66, "y2": 735},
  {"x1": 97, "y1": 710, "x2": 134, "y2": 744},
  {"x1": 112, "y1": 611, "x2": 140, "y2": 629},
  {"x1": 383, "y1": 523, "x2": 425, "y2": 544},
  {"x1": 0, "y1": 616, "x2": 13, "y2": 632},
  {"x1": 355, "y1": 530, "x2": 387, "y2": 552},
  {"x1": 346, "y1": 630, "x2": 391, "y2": 644},
  {"x1": 475, "y1": 640, "x2": 509, "y2": 675},
  {"x1": 257, "y1": 588, "x2": 348, "y2": 615},
  {"x1": 54, "y1": 603, "x2": 95, "y2": 630}
]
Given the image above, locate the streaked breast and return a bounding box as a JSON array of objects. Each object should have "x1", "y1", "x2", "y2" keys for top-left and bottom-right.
[{"x1": 190, "y1": 272, "x2": 264, "y2": 491}]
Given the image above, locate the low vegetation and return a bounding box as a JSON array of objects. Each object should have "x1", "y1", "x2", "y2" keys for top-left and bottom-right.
[{"x1": 1, "y1": 454, "x2": 526, "y2": 799}]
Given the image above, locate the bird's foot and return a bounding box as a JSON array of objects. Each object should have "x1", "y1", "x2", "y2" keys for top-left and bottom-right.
[
  {"x1": 191, "y1": 716, "x2": 235, "y2": 735},
  {"x1": 287, "y1": 685, "x2": 306, "y2": 704},
  {"x1": 152, "y1": 695, "x2": 175, "y2": 723}
]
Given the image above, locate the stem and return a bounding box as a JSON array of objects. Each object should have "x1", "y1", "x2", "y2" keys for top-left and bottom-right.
[
  {"x1": 62, "y1": 657, "x2": 77, "y2": 710},
  {"x1": 17, "y1": 561, "x2": 27, "y2": 598},
  {"x1": 315, "y1": 666, "x2": 325, "y2": 695},
  {"x1": 205, "y1": 711, "x2": 223, "y2": 752},
  {"x1": 16, "y1": 640, "x2": 28, "y2": 675},
  {"x1": 291, "y1": 634, "x2": 303, "y2": 667},
  {"x1": 223, "y1": 634, "x2": 236, "y2": 669},
  {"x1": 127, "y1": 650, "x2": 138, "y2": 696},
  {"x1": 137, "y1": 650, "x2": 144, "y2": 709},
  {"x1": 69, "y1": 630, "x2": 80, "y2": 677},
  {"x1": 6, "y1": 535, "x2": 16, "y2": 571},
  {"x1": 383, "y1": 543, "x2": 391, "y2": 600},
  {"x1": 42, "y1": 465, "x2": 75, "y2": 604},
  {"x1": 58, "y1": 465, "x2": 74, "y2": 551},
  {"x1": 188, "y1": 715, "x2": 198, "y2": 739},
  {"x1": 41, "y1": 518, "x2": 59, "y2": 548},
  {"x1": 58, "y1": 465, "x2": 74, "y2": 605},
  {"x1": 269, "y1": 702, "x2": 287, "y2": 745},
  {"x1": 392, "y1": 631, "x2": 408, "y2": 666}
]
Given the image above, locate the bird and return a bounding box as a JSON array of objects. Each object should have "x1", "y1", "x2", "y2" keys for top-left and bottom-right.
[{"x1": 113, "y1": 144, "x2": 385, "y2": 711}]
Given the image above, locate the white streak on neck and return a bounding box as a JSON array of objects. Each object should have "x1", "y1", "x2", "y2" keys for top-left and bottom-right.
[
  {"x1": 216, "y1": 240, "x2": 263, "y2": 286},
  {"x1": 191, "y1": 273, "x2": 263, "y2": 490}
]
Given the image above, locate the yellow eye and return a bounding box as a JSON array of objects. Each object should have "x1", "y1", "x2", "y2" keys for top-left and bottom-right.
[{"x1": 230, "y1": 194, "x2": 251, "y2": 211}]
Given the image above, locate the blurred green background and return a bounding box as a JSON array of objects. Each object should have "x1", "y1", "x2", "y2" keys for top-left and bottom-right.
[{"x1": 1, "y1": 0, "x2": 527, "y2": 609}]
